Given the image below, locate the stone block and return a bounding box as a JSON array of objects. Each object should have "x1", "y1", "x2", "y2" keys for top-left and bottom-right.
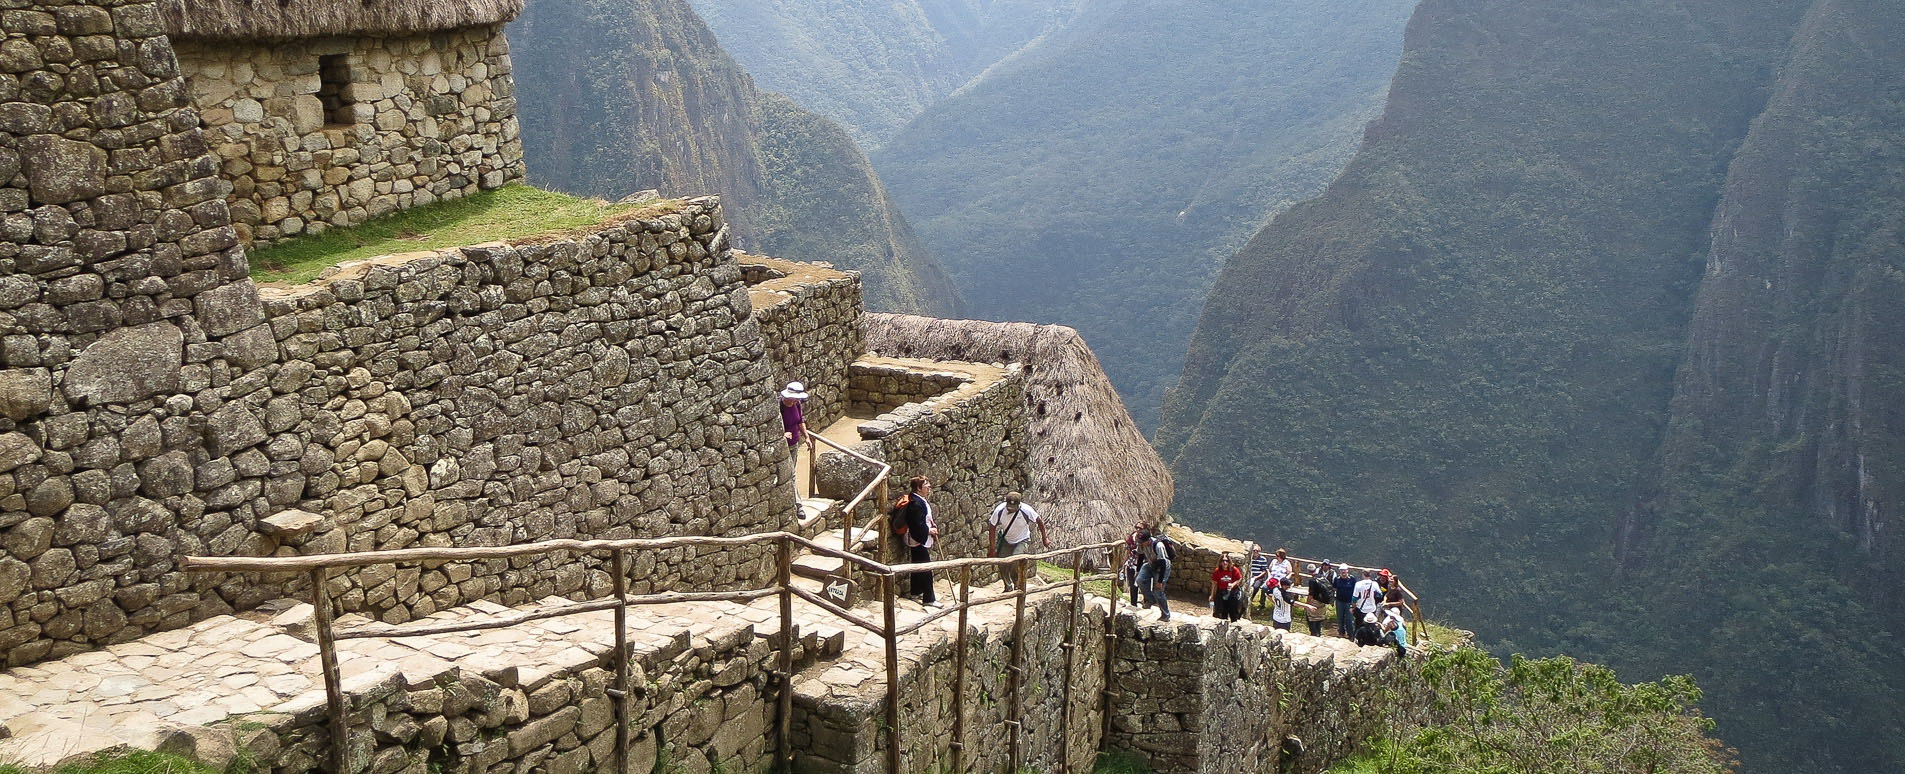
[
  {"x1": 60, "y1": 322, "x2": 183, "y2": 406},
  {"x1": 19, "y1": 135, "x2": 106, "y2": 204}
]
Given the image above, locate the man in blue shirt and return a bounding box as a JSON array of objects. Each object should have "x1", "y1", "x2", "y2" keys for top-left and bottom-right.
[{"x1": 1330, "y1": 563, "x2": 1358, "y2": 638}]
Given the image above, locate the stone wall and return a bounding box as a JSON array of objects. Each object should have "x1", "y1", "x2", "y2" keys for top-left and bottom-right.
[
  {"x1": 172, "y1": 26, "x2": 525, "y2": 244},
  {"x1": 791, "y1": 592, "x2": 1108, "y2": 774},
  {"x1": 740, "y1": 253, "x2": 861, "y2": 432},
  {"x1": 155, "y1": 601, "x2": 777, "y2": 774},
  {"x1": 0, "y1": 180, "x2": 800, "y2": 664},
  {"x1": 1106, "y1": 615, "x2": 1433, "y2": 774},
  {"x1": 0, "y1": 0, "x2": 267, "y2": 666},
  {"x1": 814, "y1": 359, "x2": 1031, "y2": 570},
  {"x1": 846, "y1": 361, "x2": 967, "y2": 417}
]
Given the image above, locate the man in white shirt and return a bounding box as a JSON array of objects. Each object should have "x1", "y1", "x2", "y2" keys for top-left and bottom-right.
[
  {"x1": 987, "y1": 492, "x2": 1049, "y2": 590},
  {"x1": 1354, "y1": 570, "x2": 1381, "y2": 617}
]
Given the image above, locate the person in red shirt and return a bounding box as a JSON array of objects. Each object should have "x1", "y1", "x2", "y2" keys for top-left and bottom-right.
[{"x1": 1210, "y1": 553, "x2": 1245, "y2": 621}]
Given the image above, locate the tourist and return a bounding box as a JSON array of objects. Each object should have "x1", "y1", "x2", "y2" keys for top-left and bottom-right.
[
  {"x1": 1268, "y1": 547, "x2": 1294, "y2": 584},
  {"x1": 1356, "y1": 613, "x2": 1386, "y2": 647},
  {"x1": 1331, "y1": 563, "x2": 1357, "y2": 638},
  {"x1": 1354, "y1": 569, "x2": 1382, "y2": 620},
  {"x1": 1382, "y1": 573, "x2": 1410, "y2": 618},
  {"x1": 1246, "y1": 543, "x2": 1274, "y2": 611},
  {"x1": 1210, "y1": 553, "x2": 1245, "y2": 621},
  {"x1": 1382, "y1": 607, "x2": 1409, "y2": 655},
  {"x1": 898, "y1": 476, "x2": 940, "y2": 608},
  {"x1": 779, "y1": 382, "x2": 815, "y2": 481},
  {"x1": 987, "y1": 491, "x2": 1049, "y2": 590},
  {"x1": 1123, "y1": 523, "x2": 1150, "y2": 605},
  {"x1": 1136, "y1": 530, "x2": 1173, "y2": 621},
  {"x1": 1269, "y1": 576, "x2": 1299, "y2": 631},
  {"x1": 1304, "y1": 564, "x2": 1334, "y2": 636}
]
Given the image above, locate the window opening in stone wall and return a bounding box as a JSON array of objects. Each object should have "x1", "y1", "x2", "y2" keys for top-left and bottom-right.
[{"x1": 318, "y1": 54, "x2": 355, "y2": 126}]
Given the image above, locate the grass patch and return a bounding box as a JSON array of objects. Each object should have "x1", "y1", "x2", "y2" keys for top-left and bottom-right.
[
  {"x1": 0, "y1": 750, "x2": 222, "y2": 774},
  {"x1": 248, "y1": 185, "x2": 665, "y2": 284},
  {"x1": 1092, "y1": 749, "x2": 1150, "y2": 774}
]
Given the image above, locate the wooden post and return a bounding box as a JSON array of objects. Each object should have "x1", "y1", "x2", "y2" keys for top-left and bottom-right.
[
  {"x1": 881, "y1": 573, "x2": 902, "y2": 774},
  {"x1": 309, "y1": 567, "x2": 348, "y2": 774},
  {"x1": 777, "y1": 538, "x2": 796, "y2": 773},
  {"x1": 1006, "y1": 556, "x2": 1029, "y2": 774},
  {"x1": 1100, "y1": 546, "x2": 1122, "y2": 747},
  {"x1": 1059, "y1": 549, "x2": 1083, "y2": 774},
  {"x1": 613, "y1": 549, "x2": 632, "y2": 774},
  {"x1": 951, "y1": 565, "x2": 971, "y2": 774}
]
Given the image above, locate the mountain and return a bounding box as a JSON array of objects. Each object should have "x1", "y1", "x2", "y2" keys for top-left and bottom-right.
[
  {"x1": 507, "y1": 0, "x2": 960, "y2": 316},
  {"x1": 683, "y1": 0, "x2": 1088, "y2": 147},
  {"x1": 1634, "y1": 0, "x2": 1905, "y2": 769},
  {"x1": 873, "y1": 0, "x2": 1418, "y2": 428},
  {"x1": 1160, "y1": 0, "x2": 1904, "y2": 770}
]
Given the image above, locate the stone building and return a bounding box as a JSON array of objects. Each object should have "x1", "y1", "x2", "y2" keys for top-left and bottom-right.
[{"x1": 159, "y1": 0, "x2": 527, "y2": 243}]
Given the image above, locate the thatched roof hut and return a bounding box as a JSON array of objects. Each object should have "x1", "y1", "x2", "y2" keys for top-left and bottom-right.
[
  {"x1": 159, "y1": 0, "x2": 525, "y2": 39},
  {"x1": 866, "y1": 314, "x2": 1173, "y2": 547}
]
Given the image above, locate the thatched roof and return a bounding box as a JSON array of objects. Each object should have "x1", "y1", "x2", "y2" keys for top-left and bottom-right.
[
  {"x1": 160, "y1": 0, "x2": 524, "y2": 40},
  {"x1": 866, "y1": 314, "x2": 1173, "y2": 547}
]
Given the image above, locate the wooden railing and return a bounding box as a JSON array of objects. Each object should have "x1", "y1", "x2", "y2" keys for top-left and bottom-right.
[
  {"x1": 182, "y1": 533, "x2": 1126, "y2": 774},
  {"x1": 807, "y1": 431, "x2": 891, "y2": 559}
]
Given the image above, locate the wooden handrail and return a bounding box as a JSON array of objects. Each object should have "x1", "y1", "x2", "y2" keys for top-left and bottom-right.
[
  {"x1": 809, "y1": 432, "x2": 891, "y2": 558},
  {"x1": 181, "y1": 532, "x2": 793, "y2": 573}
]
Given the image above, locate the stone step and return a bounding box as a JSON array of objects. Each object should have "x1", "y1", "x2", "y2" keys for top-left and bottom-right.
[{"x1": 796, "y1": 497, "x2": 844, "y2": 540}]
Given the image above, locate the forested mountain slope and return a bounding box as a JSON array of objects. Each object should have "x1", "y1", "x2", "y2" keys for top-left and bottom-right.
[
  {"x1": 1633, "y1": 0, "x2": 1905, "y2": 769},
  {"x1": 874, "y1": 0, "x2": 1417, "y2": 428},
  {"x1": 684, "y1": 0, "x2": 1086, "y2": 147},
  {"x1": 508, "y1": 0, "x2": 959, "y2": 315},
  {"x1": 1160, "y1": 0, "x2": 1902, "y2": 770}
]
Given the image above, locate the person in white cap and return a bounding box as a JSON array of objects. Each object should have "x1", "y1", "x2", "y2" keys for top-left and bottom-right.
[
  {"x1": 987, "y1": 491, "x2": 1049, "y2": 591},
  {"x1": 779, "y1": 381, "x2": 814, "y2": 471}
]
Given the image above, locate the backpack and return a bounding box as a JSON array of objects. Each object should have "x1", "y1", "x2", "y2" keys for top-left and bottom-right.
[
  {"x1": 1309, "y1": 576, "x2": 1335, "y2": 605},
  {"x1": 888, "y1": 494, "x2": 911, "y2": 536},
  {"x1": 1160, "y1": 537, "x2": 1179, "y2": 560}
]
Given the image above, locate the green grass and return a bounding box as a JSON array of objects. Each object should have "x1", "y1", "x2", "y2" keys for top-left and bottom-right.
[
  {"x1": 0, "y1": 750, "x2": 222, "y2": 774},
  {"x1": 1092, "y1": 749, "x2": 1150, "y2": 774},
  {"x1": 248, "y1": 185, "x2": 667, "y2": 284}
]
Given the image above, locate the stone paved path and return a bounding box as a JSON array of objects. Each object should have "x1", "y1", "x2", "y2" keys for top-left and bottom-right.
[{"x1": 0, "y1": 546, "x2": 1391, "y2": 768}]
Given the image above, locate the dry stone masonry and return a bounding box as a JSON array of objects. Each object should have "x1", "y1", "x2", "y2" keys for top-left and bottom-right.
[
  {"x1": 165, "y1": 12, "x2": 525, "y2": 243},
  {"x1": 0, "y1": 4, "x2": 1454, "y2": 774},
  {"x1": 740, "y1": 252, "x2": 862, "y2": 432}
]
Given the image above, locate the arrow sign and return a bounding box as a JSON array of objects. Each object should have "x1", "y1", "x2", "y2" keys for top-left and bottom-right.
[{"x1": 825, "y1": 579, "x2": 849, "y2": 603}]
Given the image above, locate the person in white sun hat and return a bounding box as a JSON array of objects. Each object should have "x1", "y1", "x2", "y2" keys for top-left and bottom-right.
[{"x1": 779, "y1": 381, "x2": 814, "y2": 473}]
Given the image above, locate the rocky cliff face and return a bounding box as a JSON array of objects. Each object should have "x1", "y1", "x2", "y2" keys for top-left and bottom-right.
[
  {"x1": 506, "y1": 0, "x2": 960, "y2": 316},
  {"x1": 1161, "y1": 0, "x2": 1905, "y2": 770}
]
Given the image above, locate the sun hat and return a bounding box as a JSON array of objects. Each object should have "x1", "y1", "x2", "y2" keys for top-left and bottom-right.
[
  {"x1": 1364, "y1": 614, "x2": 1378, "y2": 623},
  {"x1": 780, "y1": 381, "x2": 809, "y2": 400},
  {"x1": 1305, "y1": 564, "x2": 1319, "y2": 574}
]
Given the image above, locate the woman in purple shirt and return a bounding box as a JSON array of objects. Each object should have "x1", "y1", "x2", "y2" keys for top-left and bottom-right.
[{"x1": 780, "y1": 381, "x2": 814, "y2": 462}]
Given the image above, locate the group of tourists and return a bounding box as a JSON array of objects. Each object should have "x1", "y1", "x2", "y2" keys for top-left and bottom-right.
[
  {"x1": 1121, "y1": 523, "x2": 1412, "y2": 655},
  {"x1": 781, "y1": 381, "x2": 1409, "y2": 653}
]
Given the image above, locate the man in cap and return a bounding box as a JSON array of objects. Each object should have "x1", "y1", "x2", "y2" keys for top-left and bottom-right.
[
  {"x1": 1330, "y1": 562, "x2": 1357, "y2": 638},
  {"x1": 987, "y1": 491, "x2": 1050, "y2": 591}
]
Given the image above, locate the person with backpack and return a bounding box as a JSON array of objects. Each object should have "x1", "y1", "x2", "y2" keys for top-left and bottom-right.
[
  {"x1": 1356, "y1": 613, "x2": 1387, "y2": 647},
  {"x1": 1268, "y1": 576, "x2": 1297, "y2": 631},
  {"x1": 1355, "y1": 570, "x2": 1382, "y2": 617},
  {"x1": 779, "y1": 382, "x2": 815, "y2": 474},
  {"x1": 987, "y1": 491, "x2": 1049, "y2": 591},
  {"x1": 1135, "y1": 530, "x2": 1174, "y2": 621},
  {"x1": 1304, "y1": 564, "x2": 1335, "y2": 636},
  {"x1": 1330, "y1": 563, "x2": 1357, "y2": 638},
  {"x1": 1209, "y1": 553, "x2": 1245, "y2": 621},
  {"x1": 892, "y1": 476, "x2": 940, "y2": 608}
]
